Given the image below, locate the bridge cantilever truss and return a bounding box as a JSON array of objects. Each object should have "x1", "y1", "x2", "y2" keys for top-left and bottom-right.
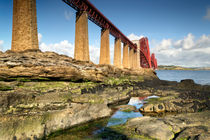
[
  {"x1": 140, "y1": 37, "x2": 158, "y2": 69},
  {"x1": 63, "y1": 0, "x2": 158, "y2": 69},
  {"x1": 151, "y1": 53, "x2": 158, "y2": 69}
]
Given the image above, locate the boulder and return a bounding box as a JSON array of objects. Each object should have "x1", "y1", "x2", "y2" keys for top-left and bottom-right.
[
  {"x1": 180, "y1": 79, "x2": 195, "y2": 84},
  {"x1": 0, "y1": 103, "x2": 112, "y2": 140},
  {"x1": 112, "y1": 111, "x2": 210, "y2": 140},
  {"x1": 126, "y1": 116, "x2": 174, "y2": 140},
  {"x1": 153, "y1": 103, "x2": 165, "y2": 113},
  {"x1": 139, "y1": 104, "x2": 154, "y2": 113}
]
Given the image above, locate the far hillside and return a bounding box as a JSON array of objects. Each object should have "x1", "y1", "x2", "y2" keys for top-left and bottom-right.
[{"x1": 158, "y1": 65, "x2": 210, "y2": 70}]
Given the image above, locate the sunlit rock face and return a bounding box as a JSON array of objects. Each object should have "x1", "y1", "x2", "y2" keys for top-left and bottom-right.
[{"x1": 0, "y1": 51, "x2": 157, "y2": 82}]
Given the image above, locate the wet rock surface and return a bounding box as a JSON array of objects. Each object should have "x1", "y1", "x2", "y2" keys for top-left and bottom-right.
[
  {"x1": 139, "y1": 80, "x2": 210, "y2": 114},
  {"x1": 91, "y1": 80, "x2": 210, "y2": 140},
  {"x1": 100, "y1": 111, "x2": 210, "y2": 140}
]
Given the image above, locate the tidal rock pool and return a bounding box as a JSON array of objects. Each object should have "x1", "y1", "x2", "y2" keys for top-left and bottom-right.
[
  {"x1": 107, "y1": 96, "x2": 159, "y2": 127},
  {"x1": 48, "y1": 96, "x2": 159, "y2": 140}
]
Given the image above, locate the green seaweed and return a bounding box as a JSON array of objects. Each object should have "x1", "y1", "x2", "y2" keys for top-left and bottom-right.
[
  {"x1": 0, "y1": 84, "x2": 13, "y2": 91},
  {"x1": 104, "y1": 75, "x2": 144, "y2": 86},
  {"x1": 47, "y1": 118, "x2": 109, "y2": 140}
]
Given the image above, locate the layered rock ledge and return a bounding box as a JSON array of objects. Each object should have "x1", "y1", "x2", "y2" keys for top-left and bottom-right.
[
  {"x1": 0, "y1": 50, "x2": 155, "y2": 82},
  {"x1": 0, "y1": 51, "x2": 157, "y2": 140}
]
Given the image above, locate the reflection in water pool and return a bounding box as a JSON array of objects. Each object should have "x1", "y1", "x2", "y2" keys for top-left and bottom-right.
[
  {"x1": 107, "y1": 96, "x2": 159, "y2": 127},
  {"x1": 49, "y1": 96, "x2": 159, "y2": 139}
]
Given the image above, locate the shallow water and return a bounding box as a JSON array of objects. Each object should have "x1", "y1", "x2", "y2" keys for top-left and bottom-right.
[
  {"x1": 49, "y1": 96, "x2": 158, "y2": 140},
  {"x1": 107, "y1": 96, "x2": 159, "y2": 127},
  {"x1": 156, "y1": 70, "x2": 210, "y2": 85}
]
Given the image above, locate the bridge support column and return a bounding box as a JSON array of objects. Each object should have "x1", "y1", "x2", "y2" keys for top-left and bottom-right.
[
  {"x1": 129, "y1": 48, "x2": 134, "y2": 69},
  {"x1": 75, "y1": 11, "x2": 89, "y2": 61},
  {"x1": 12, "y1": 0, "x2": 39, "y2": 52},
  {"x1": 137, "y1": 42, "x2": 141, "y2": 68},
  {"x1": 133, "y1": 51, "x2": 138, "y2": 68},
  {"x1": 132, "y1": 40, "x2": 141, "y2": 69},
  {"x1": 122, "y1": 43, "x2": 129, "y2": 68},
  {"x1": 114, "y1": 38, "x2": 122, "y2": 68},
  {"x1": 100, "y1": 28, "x2": 110, "y2": 65}
]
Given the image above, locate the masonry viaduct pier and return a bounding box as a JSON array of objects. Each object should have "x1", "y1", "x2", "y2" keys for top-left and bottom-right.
[{"x1": 11, "y1": 0, "x2": 158, "y2": 70}]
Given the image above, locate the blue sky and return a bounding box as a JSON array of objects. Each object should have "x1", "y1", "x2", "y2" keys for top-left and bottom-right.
[{"x1": 0, "y1": 0, "x2": 210, "y2": 67}]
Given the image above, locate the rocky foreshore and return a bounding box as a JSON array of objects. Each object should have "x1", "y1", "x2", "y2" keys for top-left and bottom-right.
[
  {"x1": 0, "y1": 51, "x2": 209, "y2": 140},
  {"x1": 95, "y1": 79, "x2": 210, "y2": 140}
]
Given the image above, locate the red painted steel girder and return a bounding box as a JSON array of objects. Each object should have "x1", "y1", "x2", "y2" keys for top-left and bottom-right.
[
  {"x1": 140, "y1": 51, "x2": 150, "y2": 68},
  {"x1": 151, "y1": 54, "x2": 158, "y2": 69},
  {"x1": 151, "y1": 53, "x2": 157, "y2": 69},
  {"x1": 155, "y1": 58, "x2": 158, "y2": 69},
  {"x1": 62, "y1": 0, "x2": 137, "y2": 50},
  {"x1": 140, "y1": 37, "x2": 152, "y2": 68}
]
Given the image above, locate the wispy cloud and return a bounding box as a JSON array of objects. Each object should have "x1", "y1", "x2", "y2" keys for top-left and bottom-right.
[
  {"x1": 127, "y1": 33, "x2": 144, "y2": 41},
  {"x1": 64, "y1": 10, "x2": 74, "y2": 21},
  {"x1": 204, "y1": 7, "x2": 210, "y2": 20},
  {"x1": 151, "y1": 33, "x2": 210, "y2": 67}
]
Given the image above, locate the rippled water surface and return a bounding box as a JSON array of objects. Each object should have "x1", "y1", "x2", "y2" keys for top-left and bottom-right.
[
  {"x1": 156, "y1": 70, "x2": 210, "y2": 85},
  {"x1": 107, "y1": 96, "x2": 159, "y2": 127}
]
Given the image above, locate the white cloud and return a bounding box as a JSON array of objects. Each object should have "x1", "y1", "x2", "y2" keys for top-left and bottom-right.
[
  {"x1": 40, "y1": 40, "x2": 113, "y2": 64},
  {"x1": 157, "y1": 39, "x2": 172, "y2": 51},
  {"x1": 39, "y1": 33, "x2": 74, "y2": 58},
  {"x1": 39, "y1": 34, "x2": 108, "y2": 64},
  {"x1": 151, "y1": 33, "x2": 210, "y2": 67},
  {"x1": 174, "y1": 33, "x2": 194, "y2": 50},
  {"x1": 64, "y1": 10, "x2": 74, "y2": 21},
  {"x1": 204, "y1": 7, "x2": 210, "y2": 20},
  {"x1": 127, "y1": 33, "x2": 144, "y2": 41},
  {"x1": 40, "y1": 40, "x2": 75, "y2": 57},
  {"x1": 0, "y1": 40, "x2": 4, "y2": 51}
]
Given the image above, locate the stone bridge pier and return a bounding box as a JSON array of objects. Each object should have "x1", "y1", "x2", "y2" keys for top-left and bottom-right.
[
  {"x1": 132, "y1": 40, "x2": 141, "y2": 69},
  {"x1": 114, "y1": 38, "x2": 122, "y2": 68},
  {"x1": 123, "y1": 43, "x2": 129, "y2": 68},
  {"x1": 99, "y1": 28, "x2": 110, "y2": 65},
  {"x1": 12, "y1": 0, "x2": 39, "y2": 52},
  {"x1": 75, "y1": 11, "x2": 89, "y2": 61}
]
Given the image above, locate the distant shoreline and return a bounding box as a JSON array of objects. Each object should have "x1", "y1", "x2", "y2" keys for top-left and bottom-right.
[{"x1": 157, "y1": 65, "x2": 210, "y2": 71}]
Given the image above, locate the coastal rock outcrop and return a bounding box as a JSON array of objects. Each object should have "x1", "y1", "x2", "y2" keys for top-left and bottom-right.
[
  {"x1": 139, "y1": 79, "x2": 210, "y2": 114},
  {"x1": 0, "y1": 51, "x2": 158, "y2": 140},
  {"x1": 0, "y1": 51, "x2": 156, "y2": 82},
  {"x1": 98, "y1": 111, "x2": 210, "y2": 140}
]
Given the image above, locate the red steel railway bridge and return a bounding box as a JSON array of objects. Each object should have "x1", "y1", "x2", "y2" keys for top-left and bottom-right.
[{"x1": 11, "y1": 0, "x2": 158, "y2": 69}]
